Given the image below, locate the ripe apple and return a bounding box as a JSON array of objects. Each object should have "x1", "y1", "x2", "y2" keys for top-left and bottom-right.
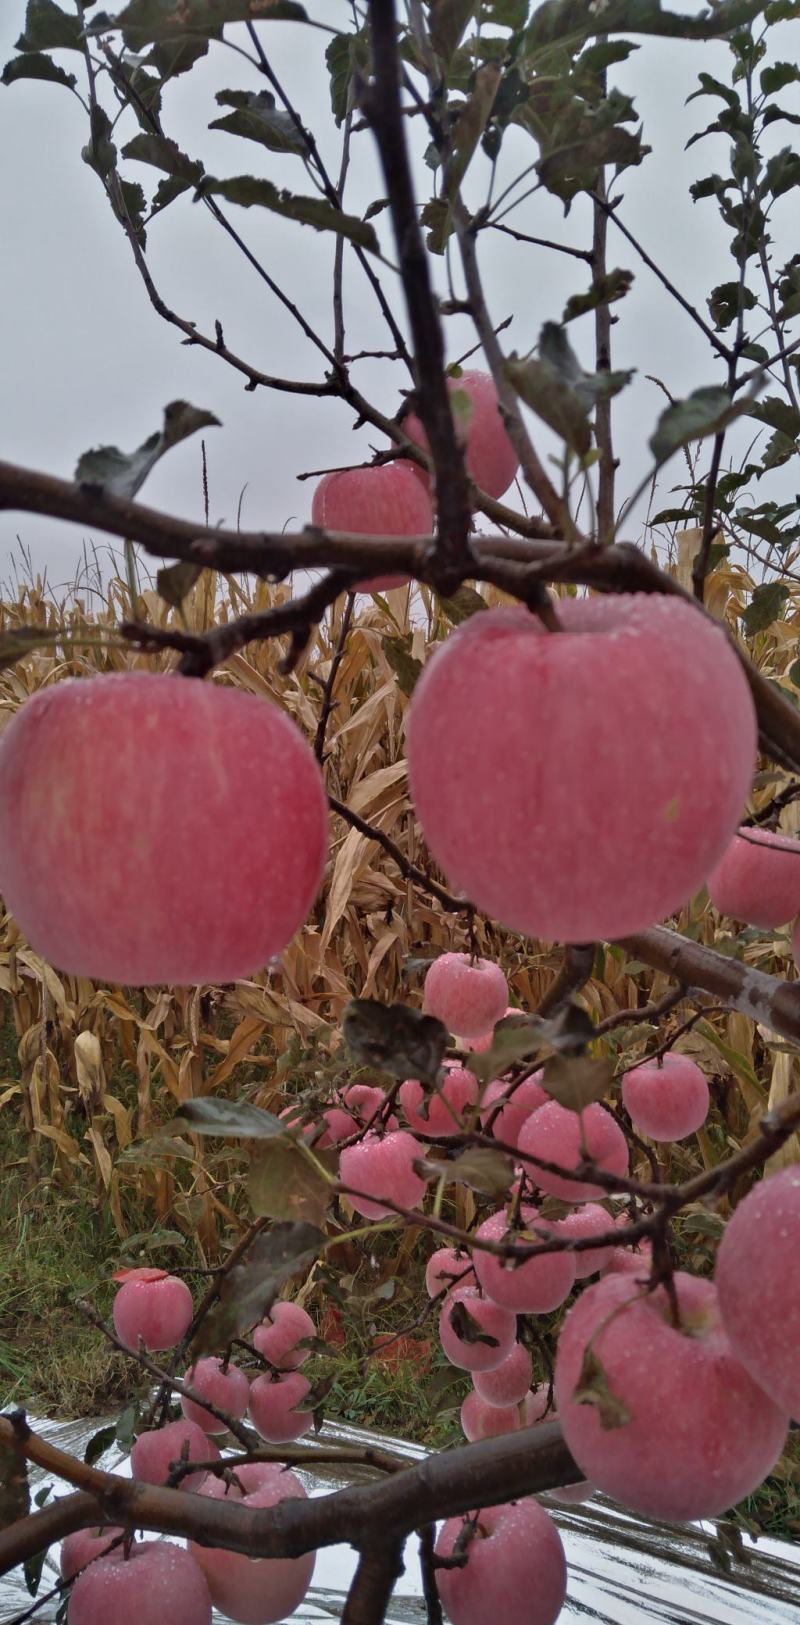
[
  {"x1": 707, "y1": 825, "x2": 800, "y2": 928},
  {"x1": 318, "y1": 1083, "x2": 392, "y2": 1146},
  {"x1": 536, "y1": 1202, "x2": 616, "y2": 1278},
  {"x1": 461, "y1": 1389, "x2": 521, "y2": 1441},
  {"x1": 554, "y1": 1270, "x2": 788, "y2": 1521},
  {"x1": 399, "y1": 1063, "x2": 478, "y2": 1137},
  {"x1": 423, "y1": 952, "x2": 508, "y2": 1038},
  {"x1": 130, "y1": 1419, "x2": 217, "y2": 1491},
  {"x1": 473, "y1": 1341, "x2": 532, "y2": 1406},
  {"x1": 435, "y1": 1499, "x2": 567, "y2": 1625},
  {"x1": 406, "y1": 600, "x2": 757, "y2": 941},
  {"x1": 180, "y1": 1357, "x2": 250, "y2": 1434},
  {"x1": 310, "y1": 461, "x2": 432, "y2": 591},
  {"x1": 468, "y1": 1006, "x2": 521, "y2": 1053},
  {"x1": 112, "y1": 1268, "x2": 193, "y2": 1353},
  {"x1": 621, "y1": 1052, "x2": 710, "y2": 1142},
  {"x1": 248, "y1": 1371, "x2": 313, "y2": 1442},
  {"x1": 67, "y1": 1541, "x2": 211, "y2": 1625},
  {"x1": 479, "y1": 1073, "x2": 548, "y2": 1148},
  {"x1": 61, "y1": 1527, "x2": 131, "y2": 1581},
  {"x1": 338, "y1": 1128, "x2": 427, "y2": 1219},
  {"x1": 403, "y1": 369, "x2": 519, "y2": 501},
  {"x1": 425, "y1": 1245, "x2": 471, "y2": 1297},
  {"x1": 472, "y1": 1208, "x2": 576, "y2": 1312},
  {"x1": 252, "y1": 1300, "x2": 316, "y2": 1369},
  {"x1": 189, "y1": 1464, "x2": 314, "y2": 1624},
  {"x1": 0, "y1": 674, "x2": 328, "y2": 985},
  {"x1": 438, "y1": 1284, "x2": 517, "y2": 1372},
  {"x1": 715, "y1": 1166, "x2": 800, "y2": 1419},
  {"x1": 518, "y1": 1101, "x2": 629, "y2": 1203}
]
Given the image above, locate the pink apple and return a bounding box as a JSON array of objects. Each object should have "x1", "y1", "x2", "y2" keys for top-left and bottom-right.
[
  {"x1": 253, "y1": 1300, "x2": 316, "y2": 1369},
  {"x1": 189, "y1": 1464, "x2": 314, "y2": 1624},
  {"x1": 310, "y1": 461, "x2": 432, "y2": 591},
  {"x1": 518, "y1": 1101, "x2": 629, "y2": 1203},
  {"x1": 423, "y1": 952, "x2": 508, "y2": 1038},
  {"x1": 536, "y1": 1202, "x2": 616, "y2": 1278},
  {"x1": 403, "y1": 369, "x2": 520, "y2": 501},
  {"x1": 112, "y1": 1268, "x2": 193, "y2": 1354},
  {"x1": 622, "y1": 1052, "x2": 710, "y2": 1142},
  {"x1": 602, "y1": 1235, "x2": 654, "y2": 1278},
  {"x1": 130, "y1": 1420, "x2": 217, "y2": 1491},
  {"x1": 461, "y1": 1389, "x2": 521, "y2": 1441},
  {"x1": 406, "y1": 600, "x2": 757, "y2": 942},
  {"x1": 180, "y1": 1357, "x2": 250, "y2": 1434},
  {"x1": 554, "y1": 1271, "x2": 788, "y2": 1521},
  {"x1": 318, "y1": 1083, "x2": 391, "y2": 1146},
  {"x1": 707, "y1": 825, "x2": 800, "y2": 928},
  {"x1": 248, "y1": 1370, "x2": 314, "y2": 1442},
  {"x1": 68, "y1": 1541, "x2": 211, "y2": 1625},
  {"x1": 435, "y1": 1499, "x2": 567, "y2": 1625},
  {"x1": 715, "y1": 1166, "x2": 800, "y2": 1419},
  {"x1": 468, "y1": 1007, "x2": 521, "y2": 1052},
  {"x1": 61, "y1": 1527, "x2": 131, "y2": 1581},
  {"x1": 480, "y1": 1073, "x2": 548, "y2": 1148},
  {"x1": 399, "y1": 1064, "x2": 478, "y2": 1137},
  {"x1": 521, "y1": 1386, "x2": 555, "y2": 1426},
  {"x1": 472, "y1": 1208, "x2": 576, "y2": 1312},
  {"x1": 338, "y1": 1128, "x2": 427, "y2": 1219},
  {"x1": 473, "y1": 1342, "x2": 532, "y2": 1406},
  {"x1": 438, "y1": 1284, "x2": 516, "y2": 1372},
  {"x1": 425, "y1": 1245, "x2": 471, "y2": 1297},
  {"x1": 0, "y1": 674, "x2": 328, "y2": 985}
]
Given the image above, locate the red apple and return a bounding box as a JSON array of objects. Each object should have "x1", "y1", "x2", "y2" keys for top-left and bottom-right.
[
  {"x1": 0, "y1": 674, "x2": 328, "y2": 985},
  {"x1": 425, "y1": 1245, "x2": 471, "y2": 1297},
  {"x1": 621, "y1": 1052, "x2": 710, "y2": 1142},
  {"x1": 406, "y1": 600, "x2": 757, "y2": 942},
  {"x1": 479, "y1": 1072, "x2": 548, "y2": 1148},
  {"x1": 435, "y1": 1499, "x2": 567, "y2": 1625},
  {"x1": 423, "y1": 953, "x2": 508, "y2": 1039},
  {"x1": 472, "y1": 1208, "x2": 576, "y2": 1312},
  {"x1": 311, "y1": 461, "x2": 432, "y2": 591},
  {"x1": 399, "y1": 1064, "x2": 478, "y2": 1137},
  {"x1": 112, "y1": 1269, "x2": 193, "y2": 1353},
  {"x1": 707, "y1": 825, "x2": 800, "y2": 928},
  {"x1": 180, "y1": 1357, "x2": 250, "y2": 1434},
  {"x1": 403, "y1": 369, "x2": 519, "y2": 501},
  {"x1": 130, "y1": 1419, "x2": 217, "y2": 1491},
  {"x1": 554, "y1": 1270, "x2": 788, "y2": 1521},
  {"x1": 189, "y1": 1464, "x2": 314, "y2": 1624},
  {"x1": 715, "y1": 1166, "x2": 800, "y2": 1419},
  {"x1": 248, "y1": 1371, "x2": 313, "y2": 1442},
  {"x1": 67, "y1": 1541, "x2": 211, "y2": 1625},
  {"x1": 473, "y1": 1341, "x2": 532, "y2": 1406},
  {"x1": 338, "y1": 1128, "x2": 427, "y2": 1219},
  {"x1": 252, "y1": 1300, "x2": 316, "y2": 1370},
  {"x1": 460, "y1": 1389, "x2": 521, "y2": 1441},
  {"x1": 438, "y1": 1284, "x2": 517, "y2": 1372},
  {"x1": 535, "y1": 1202, "x2": 616, "y2": 1278},
  {"x1": 518, "y1": 1101, "x2": 629, "y2": 1203},
  {"x1": 61, "y1": 1527, "x2": 131, "y2": 1581}
]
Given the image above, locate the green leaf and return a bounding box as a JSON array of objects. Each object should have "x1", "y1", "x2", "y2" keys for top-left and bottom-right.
[
  {"x1": 429, "y1": 0, "x2": 477, "y2": 66},
  {"x1": 84, "y1": 1425, "x2": 117, "y2": 1466},
  {"x1": 742, "y1": 581, "x2": 790, "y2": 637},
  {"x1": 706, "y1": 280, "x2": 756, "y2": 330},
  {"x1": 444, "y1": 63, "x2": 502, "y2": 202},
  {"x1": 441, "y1": 1145, "x2": 514, "y2": 1198},
  {"x1": 383, "y1": 633, "x2": 424, "y2": 697},
  {"x1": 541, "y1": 1054, "x2": 615, "y2": 1112},
  {"x1": 15, "y1": 0, "x2": 82, "y2": 51},
  {"x1": 194, "y1": 175, "x2": 380, "y2": 252},
  {"x1": 122, "y1": 131, "x2": 204, "y2": 185},
  {"x1": 760, "y1": 61, "x2": 800, "y2": 95},
  {"x1": 115, "y1": 1406, "x2": 138, "y2": 1454},
  {"x1": 82, "y1": 105, "x2": 117, "y2": 180},
  {"x1": 325, "y1": 29, "x2": 369, "y2": 126},
  {"x1": 508, "y1": 324, "x2": 633, "y2": 456},
  {"x1": 1, "y1": 51, "x2": 77, "y2": 89},
  {"x1": 157, "y1": 560, "x2": 203, "y2": 608},
  {"x1": 112, "y1": 0, "x2": 307, "y2": 49},
  {"x1": 247, "y1": 1138, "x2": 332, "y2": 1227},
  {"x1": 648, "y1": 384, "x2": 756, "y2": 464},
  {"x1": 572, "y1": 1346, "x2": 632, "y2": 1430},
  {"x1": 438, "y1": 585, "x2": 489, "y2": 624},
  {"x1": 210, "y1": 90, "x2": 310, "y2": 157},
  {"x1": 193, "y1": 1222, "x2": 323, "y2": 1352},
  {"x1": 748, "y1": 396, "x2": 800, "y2": 438},
  {"x1": 171, "y1": 1098, "x2": 287, "y2": 1139},
  {"x1": 117, "y1": 179, "x2": 147, "y2": 247},
  {"x1": 467, "y1": 1013, "x2": 543, "y2": 1084},
  {"x1": 75, "y1": 400, "x2": 220, "y2": 500},
  {"x1": 765, "y1": 146, "x2": 800, "y2": 198},
  {"x1": 343, "y1": 1000, "x2": 449, "y2": 1086},
  {"x1": 24, "y1": 1550, "x2": 46, "y2": 1599},
  {"x1": 523, "y1": 0, "x2": 768, "y2": 58},
  {"x1": 562, "y1": 269, "x2": 634, "y2": 324},
  {"x1": 687, "y1": 71, "x2": 741, "y2": 109},
  {"x1": 147, "y1": 31, "x2": 220, "y2": 79}
]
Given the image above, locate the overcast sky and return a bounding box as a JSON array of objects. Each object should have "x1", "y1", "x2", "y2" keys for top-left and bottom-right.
[{"x1": 1, "y1": 3, "x2": 797, "y2": 593}]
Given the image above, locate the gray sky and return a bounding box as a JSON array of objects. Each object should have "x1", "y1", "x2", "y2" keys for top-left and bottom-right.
[{"x1": 1, "y1": 4, "x2": 797, "y2": 591}]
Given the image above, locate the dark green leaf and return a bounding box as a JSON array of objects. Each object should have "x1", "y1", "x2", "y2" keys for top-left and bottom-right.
[
  {"x1": 443, "y1": 1145, "x2": 514, "y2": 1197},
  {"x1": 82, "y1": 105, "x2": 117, "y2": 180},
  {"x1": 383, "y1": 633, "x2": 423, "y2": 696},
  {"x1": 343, "y1": 1000, "x2": 448, "y2": 1086},
  {"x1": 429, "y1": 0, "x2": 476, "y2": 66},
  {"x1": 765, "y1": 146, "x2": 800, "y2": 198},
  {"x1": 760, "y1": 61, "x2": 800, "y2": 95},
  {"x1": 760, "y1": 428, "x2": 798, "y2": 471},
  {"x1": 467, "y1": 1014, "x2": 542, "y2": 1084},
  {"x1": 706, "y1": 281, "x2": 756, "y2": 330},
  {"x1": 508, "y1": 324, "x2": 633, "y2": 456},
  {"x1": 438, "y1": 585, "x2": 489, "y2": 624},
  {"x1": 562, "y1": 268, "x2": 633, "y2": 324},
  {"x1": 148, "y1": 31, "x2": 220, "y2": 78},
  {"x1": 448, "y1": 1298, "x2": 500, "y2": 1348},
  {"x1": 444, "y1": 63, "x2": 502, "y2": 201},
  {"x1": 76, "y1": 400, "x2": 220, "y2": 500},
  {"x1": 1, "y1": 51, "x2": 76, "y2": 89},
  {"x1": 247, "y1": 1138, "x2": 332, "y2": 1227},
  {"x1": 193, "y1": 1223, "x2": 323, "y2": 1352},
  {"x1": 325, "y1": 29, "x2": 369, "y2": 126},
  {"x1": 117, "y1": 178, "x2": 147, "y2": 247},
  {"x1": 541, "y1": 1054, "x2": 615, "y2": 1112},
  {"x1": 194, "y1": 175, "x2": 380, "y2": 252},
  {"x1": 24, "y1": 1551, "x2": 46, "y2": 1598},
  {"x1": 742, "y1": 582, "x2": 790, "y2": 636},
  {"x1": 524, "y1": 0, "x2": 767, "y2": 57},
  {"x1": 84, "y1": 1425, "x2": 117, "y2": 1466},
  {"x1": 748, "y1": 396, "x2": 800, "y2": 438},
  {"x1": 649, "y1": 384, "x2": 757, "y2": 464},
  {"x1": 210, "y1": 90, "x2": 310, "y2": 157},
  {"x1": 421, "y1": 197, "x2": 451, "y2": 256},
  {"x1": 157, "y1": 561, "x2": 203, "y2": 608},
  {"x1": 15, "y1": 0, "x2": 82, "y2": 51},
  {"x1": 687, "y1": 71, "x2": 741, "y2": 109},
  {"x1": 114, "y1": 0, "x2": 307, "y2": 49},
  {"x1": 788, "y1": 658, "x2": 800, "y2": 689},
  {"x1": 122, "y1": 131, "x2": 204, "y2": 185},
  {"x1": 172, "y1": 1098, "x2": 287, "y2": 1139}
]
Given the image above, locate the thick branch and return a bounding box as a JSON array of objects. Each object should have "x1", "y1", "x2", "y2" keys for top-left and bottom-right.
[
  {"x1": 622, "y1": 923, "x2": 800, "y2": 1042},
  {"x1": 342, "y1": 1540, "x2": 406, "y2": 1625}
]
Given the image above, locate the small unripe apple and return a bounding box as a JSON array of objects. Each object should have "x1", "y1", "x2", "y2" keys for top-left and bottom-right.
[
  {"x1": 406, "y1": 600, "x2": 757, "y2": 941},
  {"x1": 112, "y1": 1269, "x2": 193, "y2": 1353},
  {"x1": 715, "y1": 1166, "x2": 800, "y2": 1419},
  {"x1": 338, "y1": 1128, "x2": 427, "y2": 1219},
  {"x1": 248, "y1": 1371, "x2": 313, "y2": 1443},
  {"x1": 253, "y1": 1300, "x2": 316, "y2": 1369},
  {"x1": 473, "y1": 1341, "x2": 532, "y2": 1406},
  {"x1": 621, "y1": 1052, "x2": 710, "y2": 1142},
  {"x1": 472, "y1": 1208, "x2": 576, "y2": 1312},
  {"x1": 554, "y1": 1271, "x2": 788, "y2": 1521},
  {"x1": 311, "y1": 462, "x2": 432, "y2": 591},
  {"x1": 0, "y1": 674, "x2": 329, "y2": 985},
  {"x1": 518, "y1": 1101, "x2": 629, "y2": 1203},
  {"x1": 423, "y1": 952, "x2": 508, "y2": 1038},
  {"x1": 707, "y1": 825, "x2": 800, "y2": 928},
  {"x1": 189, "y1": 1464, "x2": 314, "y2": 1624},
  {"x1": 180, "y1": 1357, "x2": 250, "y2": 1434},
  {"x1": 438, "y1": 1284, "x2": 516, "y2": 1372},
  {"x1": 399, "y1": 1064, "x2": 478, "y2": 1137},
  {"x1": 435, "y1": 1499, "x2": 567, "y2": 1625},
  {"x1": 403, "y1": 369, "x2": 520, "y2": 501},
  {"x1": 130, "y1": 1419, "x2": 217, "y2": 1491},
  {"x1": 67, "y1": 1541, "x2": 211, "y2": 1625}
]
